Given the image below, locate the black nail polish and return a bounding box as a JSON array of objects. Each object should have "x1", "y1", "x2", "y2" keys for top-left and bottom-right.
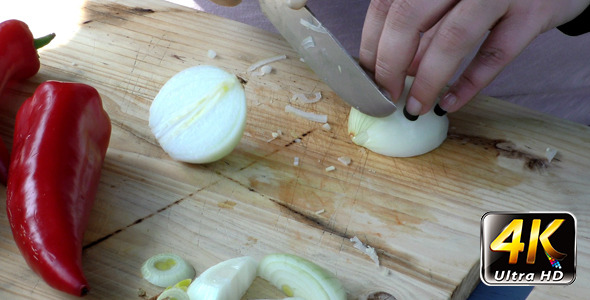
[
  {"x1": 434, "y1": 104, "x2": 447, "y2": 116},
  {"x1": 403, "y1": 106, "x2": 419, "y2": 121}
]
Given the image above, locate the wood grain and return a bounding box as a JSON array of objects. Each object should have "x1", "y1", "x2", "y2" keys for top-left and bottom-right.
[{"x1": 0, "y1": 0, "x2": 588, "y2": 299}]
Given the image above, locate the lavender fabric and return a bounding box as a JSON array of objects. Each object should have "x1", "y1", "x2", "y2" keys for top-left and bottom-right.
[{"x1": 181, "y1": 0, "x2": 590, "y2": 125}]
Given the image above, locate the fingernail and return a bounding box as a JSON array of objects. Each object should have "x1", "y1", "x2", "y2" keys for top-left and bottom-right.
[
  {"x1": 439, "y1": 92, "x2": 457, "y2": 112},
  {"x1": 434, "y1": 104, "x2": 447, "y2": 116},
  {"x1": 404, "y1": 96, "x2": 422, "y2": 121},
  {"x1": 403, "y1": 106, "x2": 419, "y2": 121}
]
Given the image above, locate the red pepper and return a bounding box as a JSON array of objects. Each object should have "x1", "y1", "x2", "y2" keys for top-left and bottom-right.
[
  {"x1": 6, "y1": 81, "x2": 111, "y2": 296},
  {"x1": 0, "y1": 19, "x2": 55, "y2": 184}
]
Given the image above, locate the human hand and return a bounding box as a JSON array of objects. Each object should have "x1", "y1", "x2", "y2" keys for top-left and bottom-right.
[{"x1": 360, "y1": 0, "x2": 590, "y2": 117}]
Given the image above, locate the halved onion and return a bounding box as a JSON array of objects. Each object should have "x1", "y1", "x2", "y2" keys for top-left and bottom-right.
[
  {"x1": 257, "y1": 253, "x2": 347, "y2": 300},
  {"x1": 141, "y1": 253, "x2": 196, "y2": 288},
  {"x1": 186, "y1": 256, "x2": 258, "y2": 300},
  {"x1": 348, "y1": 77, "x2": 448, "y2": 157},
  {"x1": 149, "y1": 65, "x2": 247, "y2": 163}
]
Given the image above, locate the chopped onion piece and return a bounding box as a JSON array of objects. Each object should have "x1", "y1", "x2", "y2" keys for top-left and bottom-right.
[
  {"x1": 247, "y1": 54, "x2": 287, "y2": 73},
  {"x1": 337, "y1": 156, "x2": 352, "y2": 166},
  {"x1": 300, "y1": 18, "x2": 328, "y2": 34},
  {"x1": 325, "y1": 166, "x2": 336, "y2": 172},
  {"x1": 285, "y1": 105, "x2": 328, "y2": 123},
  {"x1": 257, "y1": 253, "x2": 346, "y2": 300},
  {"x1": 315, "y1": 209, "x2": 325, "y2": 215},
  {"x1": 261, "y1": 65, "x2": 273, "y2": 74},
  {"x1": 545, "y1": 147, "x2": 558, "y2": 162},
  {"x1": 302, "y1": 36, "x2": 315, "y2": 49},
  {"x1": 294, "y1": 157, "x2": 300, "y2": 166},
  {"x1": 253, "y1": 65, "x2": 274, "y2": 76},
  {"x1": 267, "y1": 130, "x2": 283, "y2": 142},
  {"x1": 141, "y1": 253, "x2": 196, "y2": 288},
  {"x1": 321, "y1": 123, "x2": 331, "y2": 131},
  {"x1": 187, "y1": 256, "x2": 258, "y2": 300},
  {"x1": 291, "y1": 92, "x2": 322, "y2": 104},
  {"x1": 350, "y1": 236, "x2": 380, "y2": 266},
  {"x1": 207, "y1": 49, "x2": 217, "y2": 59}
]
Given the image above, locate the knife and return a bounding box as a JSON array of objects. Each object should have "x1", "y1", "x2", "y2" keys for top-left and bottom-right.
[{"x1": 258, "y1": 0, "x2": 396, "y2": 117}]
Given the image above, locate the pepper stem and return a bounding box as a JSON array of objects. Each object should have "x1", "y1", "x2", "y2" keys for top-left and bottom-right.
[{"x1": 34, "y1": 33, "x2": 56, "y2": 50}]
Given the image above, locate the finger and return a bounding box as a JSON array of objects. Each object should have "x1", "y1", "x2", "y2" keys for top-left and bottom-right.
[
  {"x1": 373, "y1": 0, "x2": 458, "y2": 101},
  {"x1": 407, "y1": 19, "x2": 445, "y2": 76},
  {"x1": 439, "y1": 16, "x2": 541, "y2": 112},
  {"x1": 359, "y1": 0, "x2": 395, "y2": 72},
  {"x1": 407, "y1": 0, "x2": 509, "y2": 115}
]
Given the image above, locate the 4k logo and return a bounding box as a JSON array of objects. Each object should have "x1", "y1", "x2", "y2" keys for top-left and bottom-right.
[{"x1": 481, "y1": 212, "x2": 576, "y2": 285}]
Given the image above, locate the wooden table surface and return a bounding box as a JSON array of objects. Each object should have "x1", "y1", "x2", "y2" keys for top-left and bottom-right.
[{"x1": 0, "y1": 0, "x2": 588, "y2": 299}]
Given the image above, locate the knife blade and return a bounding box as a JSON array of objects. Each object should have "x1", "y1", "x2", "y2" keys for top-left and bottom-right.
[{"x1": 258, "y1": 0, "x2": 396, "y2": 117}]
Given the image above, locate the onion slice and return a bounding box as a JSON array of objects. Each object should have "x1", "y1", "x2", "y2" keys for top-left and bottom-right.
[
  {"x1": 141, "y1": 253, "x2": 196, "y2": 288},
  {"x1": 257, "y1": 253, "x2": 347, "y2": 300},
  {"x1": 247, "y1": 55, "x2": 287, "y2": 73},
  {"x1": 157, "y1": 287, "x2": 190, "y2": 300},
  {"x1": 149, "y1": 65, "x2": 247, "y2": 163},
  {"x1": 186, "y1": 256, "x2": 258, "y2": 300},
  {"x1": 285, "y1": 105, "x2": 328, "y2": 123}
]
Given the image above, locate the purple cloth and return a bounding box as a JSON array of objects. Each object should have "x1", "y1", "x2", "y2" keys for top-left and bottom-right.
[{"x1": 189, "y1": 0, "x2": 590, "y2": 125}]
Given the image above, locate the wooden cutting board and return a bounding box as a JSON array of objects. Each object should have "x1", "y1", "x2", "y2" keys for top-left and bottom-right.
[{"x1": 0, "y1": 0, "x2": 588, "y2": 299}]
